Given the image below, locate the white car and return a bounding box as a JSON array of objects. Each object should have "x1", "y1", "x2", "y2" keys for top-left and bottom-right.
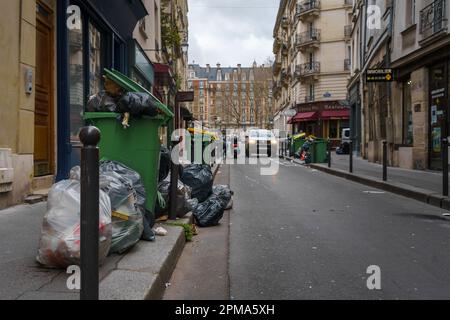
[{"x1": 245, "y1": 129, "x2": 277, "y2": 157}]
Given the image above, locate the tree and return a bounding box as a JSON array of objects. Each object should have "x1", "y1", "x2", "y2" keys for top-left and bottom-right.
[{"x1": 252, "y1": 59, "x2": 274, "y2": 129}]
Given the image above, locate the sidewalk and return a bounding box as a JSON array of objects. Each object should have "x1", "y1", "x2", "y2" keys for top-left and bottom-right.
[
  {"x1": 0, "y1": 164, "x2": 220, "y2": 300},
  {"x1": 281, "y1": 154, "x2": 450, "y2": 211}
]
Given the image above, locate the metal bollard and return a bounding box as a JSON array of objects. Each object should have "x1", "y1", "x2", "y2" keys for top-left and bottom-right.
[
  {"x1": 443, "y1": 137, "x2": 449, "y2": 196},
  {"x1": 169, "y1": 137, "x2": 181, "y2": 221},
  {"x1": 79, "y1": 126, "x2": 101, "y2": 301},
  {"x1": 383, "y1": 140, "x2": 388, "y2": 182},
  {"x1": 328, "y1": 139, "x2": 332, "y2": 168},
  {"x1": 349, "y1": 140, "x2": 353, "y2": 173}
]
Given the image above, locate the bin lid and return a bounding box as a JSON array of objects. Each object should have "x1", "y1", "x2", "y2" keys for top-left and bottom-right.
[{"x1": 104, "y1": 68, "x2": 174, "y2": 120}]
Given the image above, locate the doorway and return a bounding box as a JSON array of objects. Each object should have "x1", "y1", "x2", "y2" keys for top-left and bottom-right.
[
  {"x1": 428, "y1": 63, "x2": 448, "y2": 171},
  {"x1": 34, "y1": 1, "x2": 54, "y2": 177}
]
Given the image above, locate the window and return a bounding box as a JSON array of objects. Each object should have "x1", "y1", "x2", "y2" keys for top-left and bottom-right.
[
  {"x1": 68, "y1": 21, "x2": 85, "y2": 142},
  {"x1": 405, "y1": 0, "x2": 416, "y2": 27},
  {"x1": 89, "y1": 22, "x2": 103, "y2": 96}
]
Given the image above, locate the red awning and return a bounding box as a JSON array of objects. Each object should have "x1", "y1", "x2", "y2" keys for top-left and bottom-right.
[
  {"x1": 289, "y1": 111, "x2": 319, "y2": 123},
  {"x1": 320, "y1": 109, "x2": 350, "y2": 119}
]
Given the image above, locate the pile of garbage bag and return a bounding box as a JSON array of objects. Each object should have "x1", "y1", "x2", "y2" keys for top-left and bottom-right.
[
  {"x1": 99, "y1": 165, "x2": 144, "y2": 254},
  {"x1": 36, "y1": 180, "x2": 112, "y2": 268},
  {"x1": 180, "y1": 164, "x2": 214, "y2": 203},
  {"x1": 87, "y1": 91, "x2": 158, "y2": 119},
  {"x1": 99, "y1": 160, "x2": 155, "y2": 242},
  {"x1": 155, "y1": 176, "x2": 198, "y2": 219},
  {"x1": 159, "y1": 146, "x2": 171, "y2": 182},
  {"x1": 297, "y1": 141, "x2": 313, "y2": 164},
  {"x1": 193, "y1": 185, "x2": 232, "y2": 227}
]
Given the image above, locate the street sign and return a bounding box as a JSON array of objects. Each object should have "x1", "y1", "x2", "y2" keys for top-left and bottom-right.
[
  {"x1": 176, "y1": 91, "x2": 195, "y2": 102},
  {"x1": 283, "y1": 109, "x2": 297, "y2": 117},
  {"x1": 366, "y1": 68, "x2": 394, "y2": 82}
]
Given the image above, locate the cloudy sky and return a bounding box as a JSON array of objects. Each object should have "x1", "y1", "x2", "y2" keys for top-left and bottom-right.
[{"x1": 188, "y1": 0, "x2": 279, "y2": 67}]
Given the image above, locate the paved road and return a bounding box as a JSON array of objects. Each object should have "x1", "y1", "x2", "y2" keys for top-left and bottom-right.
[{"x1": 229, "y1": 159, "x2": 450, "y2": 300}]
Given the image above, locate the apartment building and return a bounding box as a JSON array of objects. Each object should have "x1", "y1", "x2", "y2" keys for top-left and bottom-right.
[
  {"x1": 187, "y1": 63, "x2": 273, "y2": 130},
  {"x1": 273, "y1": 0, "x2": 352, "y2": 146},
  {"x1": 390, "y1": 0, "x2": 450, "y2": 170}
]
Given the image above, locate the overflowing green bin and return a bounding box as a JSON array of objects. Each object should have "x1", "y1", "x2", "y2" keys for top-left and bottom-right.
[{"x1": 85, "y1": 69, "x2": 174, "y2": 213}]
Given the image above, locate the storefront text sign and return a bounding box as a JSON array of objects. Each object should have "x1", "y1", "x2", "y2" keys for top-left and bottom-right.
[{"x1": 366, "y1": 69, "x2": 394, "y2": 82}]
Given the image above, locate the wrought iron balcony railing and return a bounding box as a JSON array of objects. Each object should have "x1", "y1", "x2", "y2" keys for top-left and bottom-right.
[
  {"x1": 420, "y1": 0, "x2": 448, "y2": 41},
  {"x1": 296, "y1": 0, "x2": 321, "y2": 19},
  {"x1": 296, "y1": 29, "x2": 321, "y2": 48},
  {"x1": 295, "y1": 62, "x2": 321, "y2": 78}
]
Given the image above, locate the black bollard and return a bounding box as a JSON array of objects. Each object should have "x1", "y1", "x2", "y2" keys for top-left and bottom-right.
[
  {"x1": 169, "y1": 137, "x2": 181, "y2": 221},
  {"x1": 443, "y1": 137, "x2": 449, "y2": 196},
  {"x1": 383, "y1": 140, "x2": 388, "y2": 182},
  {"x1": 328, "y1": 139, "x2": 332, "y2": 168},
  {"x1": 349, "y1": 140, "x2": 353, "y2": 173},
  {"x1": 79, "y1": 126, "x2": 101, "y2": 301}
]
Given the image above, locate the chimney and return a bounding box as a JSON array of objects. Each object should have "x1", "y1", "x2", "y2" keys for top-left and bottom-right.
[
  {"x1": 206, "y1": 64, "x2": 210, "y2": 73},
  {"x1": 216, "y1": 63, "x2": 221, "y2": 69},
  {"x1": 237, "y1": 64, "x2": 242, "y2": 72}
]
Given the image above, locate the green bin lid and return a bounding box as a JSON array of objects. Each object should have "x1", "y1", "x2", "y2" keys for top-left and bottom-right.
[{"x1": 104, "y1": 68, "x2": 174, "y2": 120}]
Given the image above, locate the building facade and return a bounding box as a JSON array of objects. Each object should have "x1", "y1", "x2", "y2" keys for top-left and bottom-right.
[
  {"x1": 272, "y1": 0, "x2": 352, "y2": 145},
  {"x1": 187, "y1": 63, "x2": 273, "y2": 130},
  {"x1": 0, "y1": 0, "x2": 185, "y2": 209},
  {"x1": 349, "y1": 0, "x2": 450, "y2": 171}
]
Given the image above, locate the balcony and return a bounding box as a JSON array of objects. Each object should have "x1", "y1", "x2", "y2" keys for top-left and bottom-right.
[
  {"x1": 281, "y1": 43, "x2": 289, "y2": 56},
  {"x1": 281, "y1": 69, "x2": 290, "y2": 87},
  {"x1": 419, "y1": 0, "x2": 448, "y2": 45},
  {"x1": 344, "y1": 25, "x2": 352, "y2": 38},
  {"x1": 273, "y1": 38, "x2": 282, "y2": 53},
  {"x1": 272, "y1": 81, "x2": 282, "y2": 97},
  {"x1": 295, "y1": 29, "x2": 321, "y2": 51},
  {"x1": 295, "y1": 62, "x2": 321, "y2": 80},
  {"x1": 344, "y1": 58, "x2": 351, "y2": 71},
  {"x1": 295, "y1": 0, "x2": 321, "y2": 22},
  {"x1": 273, "y1": 60, "x2": 282, "y2": 75}
]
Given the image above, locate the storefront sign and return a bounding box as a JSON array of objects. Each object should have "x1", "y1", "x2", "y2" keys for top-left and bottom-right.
[{"x1": 366, "y1": 68, "x2": 394, "y2": 82}]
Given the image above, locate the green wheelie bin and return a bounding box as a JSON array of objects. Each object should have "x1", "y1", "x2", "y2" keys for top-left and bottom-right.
[
  {"x1": 311, "y1": 139, "x2": 329, "y2": 163},
  {"x1": 85, "y1": 69, "x2": 173, "y2": 214}
]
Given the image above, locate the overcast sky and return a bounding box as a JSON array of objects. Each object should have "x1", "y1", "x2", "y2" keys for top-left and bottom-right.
[{"x1": 188, "y1": 0, "x2": 279, "y2": 67}]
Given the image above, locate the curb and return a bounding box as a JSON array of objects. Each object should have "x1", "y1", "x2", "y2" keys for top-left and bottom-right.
[
  {"x1": 308, "y1": 163, "x2": 450, "y2": 210},
  {"x1": 100, "y1": 213, "x2": 193, "y2": 300}
]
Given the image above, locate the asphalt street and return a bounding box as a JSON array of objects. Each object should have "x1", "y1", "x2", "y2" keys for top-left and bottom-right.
[{"x1": 228, "y1": 158, "x2": 450, "y2": 300}]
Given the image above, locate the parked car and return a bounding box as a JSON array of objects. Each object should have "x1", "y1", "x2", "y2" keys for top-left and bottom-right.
[{"x1": 245, "y1": 129, "x2": 277, "y2": 158}]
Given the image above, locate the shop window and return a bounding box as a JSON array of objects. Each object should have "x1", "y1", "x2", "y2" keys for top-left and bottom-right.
[
  {"x1": 329, "y1": 120, "x2": 338, "y2": 139},
  {"x1": 68, "y1": 20, "x2": 85, "y2": 143},
  {"x1": 89, "y1": 22, "x2": 103, "y2": 96},
  {"x1": 403, "y1": 80, "x2": 414, "y2": 145}
]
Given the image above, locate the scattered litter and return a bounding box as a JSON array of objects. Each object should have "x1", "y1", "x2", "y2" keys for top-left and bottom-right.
[
  {"x1": 154, "y1": 227, "x2": 168, "y2": 236},
  {"x1": 165, "y1": 283, "x2": 171, "y2": 288}
]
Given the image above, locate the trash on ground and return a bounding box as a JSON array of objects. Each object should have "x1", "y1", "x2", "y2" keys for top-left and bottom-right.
[
  {"x1": 154, "y1": 226, "x2": 168, "y2": 236},
  {"x1": 156, "y1": 176, "x2": 196, "y2": 219},
  {"x1": 180, "y1": 164, "x2": 214, "y2": 203},
  {"x1": 193, "y1": 185, "x2": 232, "y2": 227},
  {"x1": 36, "y1": 180, "x2": 112, "y2": 268}
]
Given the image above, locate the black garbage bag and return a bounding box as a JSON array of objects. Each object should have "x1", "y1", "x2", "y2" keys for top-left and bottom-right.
[
  {"x1": 180, "y1": 164, "x2": 213, "y2": 203},
  {"x1": 87, "y1": 91, "x2": 118, "y2": 112},
  {"x1": 155, "y1": 177, "x2": 196, "y2": 219},
  {"x1": 117, "y1": 92, "x2": 158, "y2": 118},
  {"x1": 99, "y1": 160, "x2": 155, "y2": 241},
  {"x1": 193, "y1": 185, "x2": 232, "y2": 227},
  {"x1": 159, "y1": 146, "x2": 171, "y2": 182},
  {"x1": 100, "y1": 170, "x2": 144, "y2": 254}
]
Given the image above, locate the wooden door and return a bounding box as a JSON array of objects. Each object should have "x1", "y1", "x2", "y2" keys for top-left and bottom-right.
[{"x1": 34, "y1": 1, "x2": 54, "y2": 177}]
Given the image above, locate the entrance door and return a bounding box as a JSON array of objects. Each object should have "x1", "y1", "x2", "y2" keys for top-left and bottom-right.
[
  {"x1": 429, "y1": 63, "x2": 448, "y2": 170},
  {"x1": 34, "y1": 2, "x2": 54, "y2": 177}
]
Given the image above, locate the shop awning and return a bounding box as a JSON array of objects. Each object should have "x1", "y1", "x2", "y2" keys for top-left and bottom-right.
[
  {"x1": 320, "y1": 109, "x2": 350, "y2": 119},
  {"x1": 154, "y1": 63, "x2": 176, "y2": 87},
  {"x1": 289, "y1": 111, "x2": 319, "y2": 123},
  {"x1": 86, "y1": 0, "x2": 148, "y2": 40}
]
